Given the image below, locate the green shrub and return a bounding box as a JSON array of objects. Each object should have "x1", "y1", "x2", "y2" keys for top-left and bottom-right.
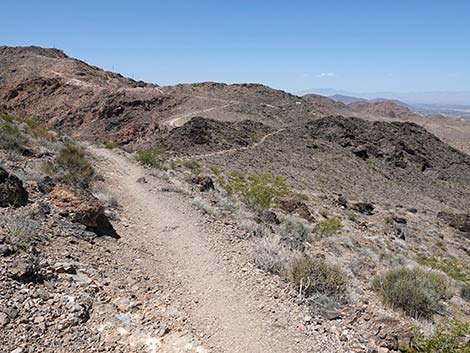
[
  {"x1": 169, "y1": 159, "x2": 182, "y2": 170},
  {"x1": 345, "y1": 211, "x2": 357, "y2": 221},
  {"x1": 46, "y1": 144, "x2": 96, "y2": 188},
  {"x1": 220, "y1": 171, "x2": 292, "y2": 210},
  {"x1": 103, "y1": 141, "x2": 120, "y2": 149},
  {"x1": 209, "y1": 165, "x2": 221, "y2": 175},
  {"x1": 182, "y1": 160, "x2": 202, "y2": 174},
  {"x1": 135, "y1": 147, "x2": 164, "y2": 168},
  {"x1": 288, "y1": 257, "x2": 348, "y2": 302},
  {"x1": 417, "y1": 255, "x2": 470, "y2": 284},
  {"x1": 0, "y1": 120, "x2": 26, "y2": 152},
  {"x1": 372, "y1": 267, "x2": 452, "y2": 319},
  {"x1": 314, "y1": 217, "x2": 343, "y2": 237},
  {"x1": 410, "y1": 318, "x2": 470, "y2": 353}
]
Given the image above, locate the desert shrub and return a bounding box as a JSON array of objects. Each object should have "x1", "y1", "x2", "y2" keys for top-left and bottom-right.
[
  {"x1": 219, "y1": 171, "x2": 292, "y2": 211},
  {"x1": 410, "y1": 318, "x2": 470, "y2": 353},
  {"x1": 314, "y1": 217, "x2": 343, "y2": 237},
  {"x1": 372, "y1": 267, "x2": 452, "y2": 319},
  {"x1": 345, "y1": 210, "x2": 357, "y2": 221},
  {"x1": 169, "y1": 159, "x2": 182, "y2": 170},
  {"x1": 0, "y1": 120, "x2": 26, "y2": 152},
  {"x1": 252, "y1": 235, "x2": 298, "y2": 276},
  {"x1": 209, "y1": 165, "x2": 221, "y2": 175},
  {"x1": 46, "y1": 144, "x2": 96, "y2": 188},
  {"x1": 417, "y1": 255, "x2": 470, "y2": 284},
  {"x1": 288, "y1": 257, "x2": 349, "y2": 308},
  {"x1": 7, "y1": 218, "x2": 41, "y2": 251},
  {"x1": 280, "y1": 217, "x2": 310, "y2": 250},
  {"x1": 192, "y1": 197, "x2": 217, "y2": 216},
  {"x1": 135, "y1": 147, "x2": 164, "y2": 168},
  {"x1": 182, "y1": 160, "x2": 202, "y2": 174},
  {"x1": 103, "y1": 141, "x2": 120, "y2": 149}
]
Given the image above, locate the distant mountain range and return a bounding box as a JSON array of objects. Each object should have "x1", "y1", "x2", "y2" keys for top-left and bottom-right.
[{"x1": 298, "y1": 88, "x2": 470, "y2": 118}]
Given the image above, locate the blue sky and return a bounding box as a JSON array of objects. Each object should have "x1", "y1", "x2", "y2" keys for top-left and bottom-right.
[{"x1": 2, "y1": 0, "x2": 470, "y2": 93}]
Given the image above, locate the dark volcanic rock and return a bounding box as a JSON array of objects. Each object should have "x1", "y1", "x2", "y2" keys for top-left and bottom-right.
[
  {"x1": 0, "y1": 167, "x2": 28, "y2": 207},
  {"x1": 351, "y1": 202, "x2": 375, "y2": 215},
  {"x1": 438, "y1": 212, "x2": 470, "y2": 236},
  {"x1": 306, "y1": 116, "x2": 470, "y2": 184},
  {"x1": 279, "y1": 198, "x2": 315, "y2": 222},
  {"x1": 165, "y1": 117, "x2": 272, "y2": 155},
  {"x1": 192, "y1": 174, "x2": 215, "y2": 192}
]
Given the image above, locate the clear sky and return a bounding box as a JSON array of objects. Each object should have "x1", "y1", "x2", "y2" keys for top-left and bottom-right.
[{"x1": 2, "y1": 0, "x2": 470, "y2": 93}]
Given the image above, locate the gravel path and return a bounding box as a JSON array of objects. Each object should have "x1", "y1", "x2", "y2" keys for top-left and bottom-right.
[{"x1": 90, "y1": 146, "x2": 343, "y2": 353}]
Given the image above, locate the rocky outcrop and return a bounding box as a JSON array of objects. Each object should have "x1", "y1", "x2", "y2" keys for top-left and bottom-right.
[
  {"x1": 0, "y1": 167, "x2": 28, "y2": 207},
  {"x1": 438, "y1": 212, "x2": 470, "y2": 236},
  {"x1": 306, "y1": 116, "x2": 470, "y2": 184},
  {"x1": 279, "y1": 198, "x2": 315, "y2": 222},
  {"x1": 165, "y1": 117, "x2": 271, "y2": 155},
  {"x1": 48, "y1": 185, "x2": 118, "y2": 238},
  {"x1": 192, "y1": 175, "x2": 215, "y2": 192}
]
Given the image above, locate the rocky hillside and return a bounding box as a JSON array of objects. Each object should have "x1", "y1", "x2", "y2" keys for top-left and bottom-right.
[
  {"x1": 1, "y1": 45, "x2": 470, "y2": 353},
  {"x1": 348, "y1": 101, "x2": 418, "y2": 120}
]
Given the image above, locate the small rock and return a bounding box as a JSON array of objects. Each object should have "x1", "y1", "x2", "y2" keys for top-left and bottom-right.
[
  {"x1": 192, "y1": 175, "x2": 214, "y2": 192},
  {"x1": 352, "y1": 202, "x2": 375, "y2": 215},
  {"x1": 136, "y1": 177, "x2": 147, "y2": 184},
  {"x1": 0, "y1": 312, "x2": 10, "y2": 326},
  {"x1": 53, "y1": 262, "x2": 77, "y2": 274},
  {"x1": 0, "y1": 167, "x2": 28, "y2": 207},
  {"x1": 392, "y1": 216, "x2": 407, "y2": 224}
]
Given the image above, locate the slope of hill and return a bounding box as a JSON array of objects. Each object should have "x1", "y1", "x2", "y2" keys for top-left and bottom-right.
[
  {"x1": 0, "y1": 46, "x2": 317, "y2": 148},
  {"x1": 2, "y1": 46, "x2": 470, "y2": 352},
  {"x1": 348, "y1": 101, "x2": 417, "y2": 120}
]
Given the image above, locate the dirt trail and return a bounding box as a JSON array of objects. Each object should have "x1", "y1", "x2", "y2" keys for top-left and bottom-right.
[
  {"x1": 89, "y1": 147, "x2": 341, "y2": 353},
  {"x1": 164, "y1": 103, "x2": 239, "y2": 128}
]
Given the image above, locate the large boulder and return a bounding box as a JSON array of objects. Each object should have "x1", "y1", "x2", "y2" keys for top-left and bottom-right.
[
  {"x1": 191, "y1": 174, "x2": 214, "y2": 192},
  {"x1": 49, "y1": 185, "x2": 118, "y2": 238},
  {"x1": 0, "y1": 167, "x2": 28, "y2": 207},
  {"x1": 279, "y1": 198, "x2": 315, "y2": 222}
]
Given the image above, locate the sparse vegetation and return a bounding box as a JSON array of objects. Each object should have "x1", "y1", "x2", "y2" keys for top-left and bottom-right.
[
  {"x1": 252, "y1": 235, "x2": 299, "y2": 276},
  {"x1": 103, "y1": 140, "x2": 120, "y2": 149},
  {"x1": 219, "y1": 171, "x2": 294, "y2": 211},
  {"x1": 182, "y1": 160, "x2": 202, "y2": 174},
  {"x1": 280, "y1": 217, "x2": 310, "y2": 250},
  {"x1": 344, "y1": 210, "x2": 357, "y2": 221},
  {"x1": 0, "y1": 116, "x2": 26, "y2": 152},
  {"x1": 410, "y1": 318, "x2": 470, "y2": 353},
  {"x1": 7, "y1": 218, "x2": 41, "y2": 251},
  {"x1": 192, "y1": 197, "x2": 218, "y2": 216},
  {"x1": 372, "y1": 267, "x2": 452, "y2": 319},
  {"x1": 314, "y1": 217, "x2": 343, "y2": 237},
  {"x1": 45, "y1": 144, "x2": 96, "y2": 188},
  {"x1": 417, "y1": 254, "x2": 470, "y2": 284},
  {"x1": 288, "y1": 257, "x2": 349, "y2": 309},
  {"x1": 209, "y1": 165, "x2": 221, "y2": 175},
  {"x1": 135, "y1": 147, "x2": 164, "y2": 168}
]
